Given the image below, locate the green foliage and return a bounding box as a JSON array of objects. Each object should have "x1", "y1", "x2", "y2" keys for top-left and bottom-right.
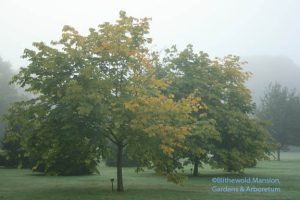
[
  {"x1": 211, "y1": 112, "x2": 274, "y2": 171},
  {"x1": 3, "y1": 99, "x2": 104, "y2": 175},
  {"x1": 162, "y1": 45, "x2": 221, "y2": 173},
  {"x1": 162, "y1": 45, "x2": 274, "y2": 173},
  {"x1": 1, "y1": 131, "x2": 33, "y2": 168},
  {"x1": 258, "y1": 83, "x2": 300, "y2": 149},
  {"x1": 1, "y1": 101, "x2": 34, "y2": 168},
  {"x1": 208, "y1": 56, "x2": 274, "y2": 172},
  {"x1": 0, "y1": 149, "x2": 6, "y2": 166}
]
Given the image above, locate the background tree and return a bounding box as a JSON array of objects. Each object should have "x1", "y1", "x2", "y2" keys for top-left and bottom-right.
[
  {"x1": 161, "y1": 45, "x2": 220, "y2": 176},
  {"x1": 3, "y1": 97, "x2": 105, "y2": 174},
  {"x1": 258, "y1": 83, "x2": 300, "y2": 160},
  {"x1": 1, "y1": 102, "x2": 32, "y2": 168},
  {"x1": 161, "y1": 45, "x2": 274, "y2": 173},
  {"x1": 209, "y1": 56, "x2": 274, "y2": 172}
]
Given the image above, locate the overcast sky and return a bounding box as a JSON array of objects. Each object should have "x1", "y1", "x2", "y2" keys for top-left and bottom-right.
[{"x1": 1, "y1": 0, "x2": 300, "y2": 70}]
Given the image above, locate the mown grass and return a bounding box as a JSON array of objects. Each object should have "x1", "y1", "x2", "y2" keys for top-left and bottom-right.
[{"x1": 0, "y1": 151, "x2": 299, "y2": 200}]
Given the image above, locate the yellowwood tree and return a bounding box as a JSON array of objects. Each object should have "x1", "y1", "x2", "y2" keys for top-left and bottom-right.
[{"x1": 10, "y1": 11, "x2": 201, "y2": 191}]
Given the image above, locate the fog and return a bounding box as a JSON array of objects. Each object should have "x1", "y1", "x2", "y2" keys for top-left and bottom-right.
[{"x1": 1, "y1": 0, "x2": 300, "y2": 70}]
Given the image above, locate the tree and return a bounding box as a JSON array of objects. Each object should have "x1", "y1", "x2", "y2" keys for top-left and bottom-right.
[
  {"x1": 10, "y1": 11, "x2": 200, "y2": 191},
  {"x1": 208, "y1": 56, "x2": 274, "y2": 172},
  {"x1": 161, "y1": 45, "x2": 274, "y2": 173},
  {"x1": 3, "y1": 98, "x2": 104, "y2": 174},
  {"x1": 161, "y1": 45, "x2": 220, "y2": 176},
  {"x1": 1, "y1": 102, "x2": 32, "y2": 168},
  {"x1": 258, "y1": 83, "x2": 300, "y2": 160}
]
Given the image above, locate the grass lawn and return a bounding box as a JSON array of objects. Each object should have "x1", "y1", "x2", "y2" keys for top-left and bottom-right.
[{"x1": 0, "y1": 151, "x2": 300, "y2": 200}]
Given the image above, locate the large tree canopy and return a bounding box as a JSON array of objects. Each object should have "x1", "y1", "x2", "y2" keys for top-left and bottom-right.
[
  {"x1": 160, "y1": 45, "x2": 274, "y2": 173},
  {"x1": 8, "y1": 11, "x2": 200, "y2": 191}
]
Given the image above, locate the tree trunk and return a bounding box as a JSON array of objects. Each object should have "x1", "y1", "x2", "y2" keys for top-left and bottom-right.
[
  {"x1": 117, "y1": 144, "x2": 124, "y2": 192},
  {"x1": 193, "y1": 158, "x2": 199, "y2": 176},
  {"x1": 277, "y1": 148, "x2": 280, "y2": 161}
]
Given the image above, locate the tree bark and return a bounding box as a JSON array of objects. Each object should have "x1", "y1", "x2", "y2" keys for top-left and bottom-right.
[
  {"x1": 193, "y1": 158, "x2": 199, "y2": 176},
  {"x1": 116, "y1": 144, "x2": 124, "y2": 192},
  {"x1": 277, "y1": 148, "x2": 280, "y2": 161}
]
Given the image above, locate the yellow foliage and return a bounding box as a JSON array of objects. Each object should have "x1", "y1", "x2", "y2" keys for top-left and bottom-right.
[{"x1": 160, "y1": 144, "x2": 174, "y2": 155}]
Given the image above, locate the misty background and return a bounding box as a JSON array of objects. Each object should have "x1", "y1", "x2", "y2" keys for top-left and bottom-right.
[{"x1": 1, "y1": 0, "x2": 300, "y2": 104}]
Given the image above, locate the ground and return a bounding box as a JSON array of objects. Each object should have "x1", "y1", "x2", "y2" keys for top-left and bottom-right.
[{"x1": 0, "y1": 149, "x2": 299, "y2": 200}]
